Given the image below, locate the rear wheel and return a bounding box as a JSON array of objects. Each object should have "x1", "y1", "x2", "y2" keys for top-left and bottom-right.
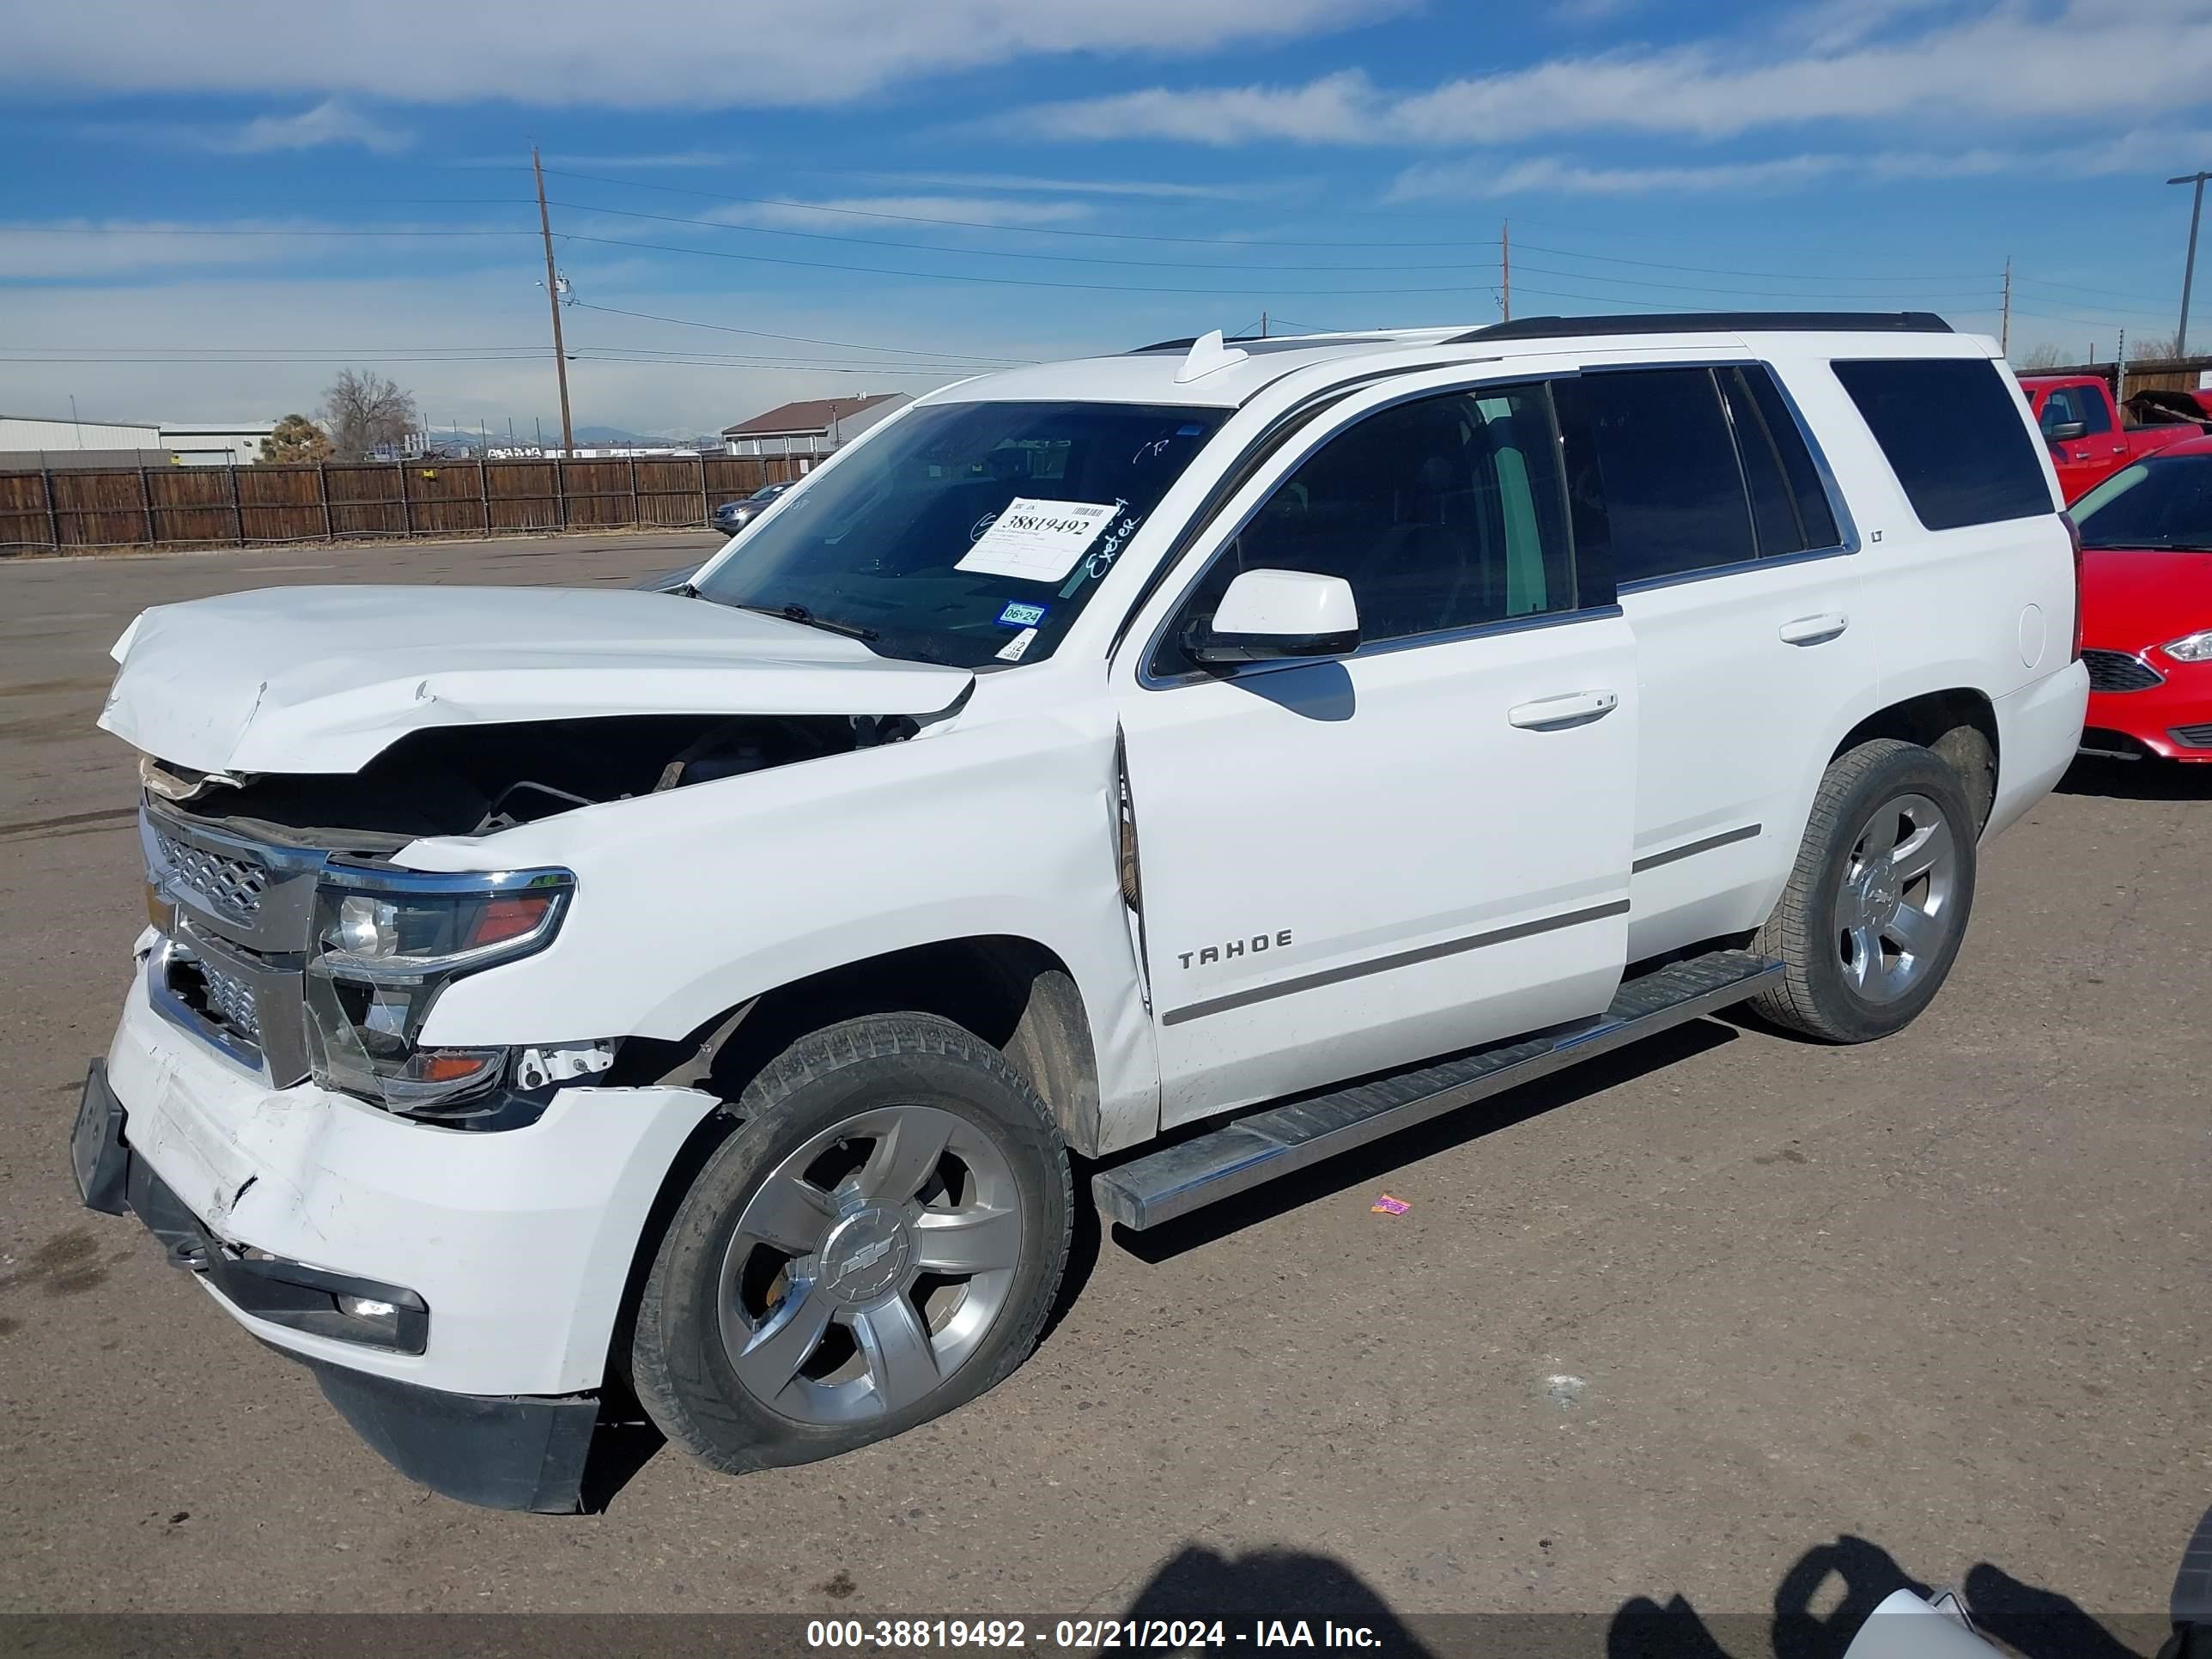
[
  {"x1": 631, "y1": 1013, "x2": 1071, "y2": 1473},
  {"x1": 1751, "y1": 738, "x2": 1978, "y2": 1043}
]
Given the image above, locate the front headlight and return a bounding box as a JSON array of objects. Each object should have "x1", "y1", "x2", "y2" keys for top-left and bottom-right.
[
  {"x1": 305, "y1": 867, "x2": 574, "y2": 1112},
  {"x1": 2161, "y1": 628, "x2": 2212, "y2": 663}
]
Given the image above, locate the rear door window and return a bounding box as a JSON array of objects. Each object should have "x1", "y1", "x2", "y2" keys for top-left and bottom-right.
[
  {"x1": 1723, "y1": 366, "x2": 1842, "y2": 556},
  {"x1": 1553, "y1": 368, "x2": 1757, "y2": 586},
  {"x1": 1832, "y1": 357, "x2": 2055, "y2": 530}
]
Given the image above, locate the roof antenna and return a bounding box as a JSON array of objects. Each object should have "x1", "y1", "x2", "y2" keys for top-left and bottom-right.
[{"x1": 1175, "y1": 329, "x2": 1250, "y2": 385}]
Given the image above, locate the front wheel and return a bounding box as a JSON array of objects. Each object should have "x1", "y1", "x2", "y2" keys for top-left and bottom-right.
[
  {"x1": 630, "y1": 1013, "x2": 1072, "y2": 1474},
  {"x1": 1751, "y1": 738, "x2": 1978, "y2": 1043}
]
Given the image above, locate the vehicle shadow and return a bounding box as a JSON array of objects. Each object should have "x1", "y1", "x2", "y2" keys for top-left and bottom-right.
[
  {"x1": 1609, "y1": 1532, "x2": 2160, "y2": 1659},
  {"x1": 1114, "y1": 1532, "x2": 2160, "y2": 1657},
  {"x1": 2056, "y1": 754, "x2": 2212, "y2": 800},
  {"x1": 1101, "y1": 1019, "x2": 1735, "y2": 1265},
  {"x1": 1119, "y1": 1544, "x2": 1437, "y2": 1649}
]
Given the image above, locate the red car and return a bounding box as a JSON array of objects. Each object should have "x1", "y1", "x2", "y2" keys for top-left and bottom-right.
[{"x1": 2073, "y1": 434, "x2": 2212, "y2": 762}]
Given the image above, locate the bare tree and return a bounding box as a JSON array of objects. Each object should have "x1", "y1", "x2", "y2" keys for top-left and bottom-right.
[
  {"x1": 2013, "y1": 342, "x2": 2072, "y2": 369},
  {"x1": 320, "y1": 369, "x2": 419, "y2": 459},
  {"x1": 257, "y1": 413, "x2": 333, "y2": 465},
  {"x1": 2124, "y1": 333, "x2": 2178, "y2": 362}
]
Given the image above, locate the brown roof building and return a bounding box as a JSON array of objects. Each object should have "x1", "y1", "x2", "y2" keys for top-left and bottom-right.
[{"x1": 720, "y1": 393, "x2": 911, "y2": 459}]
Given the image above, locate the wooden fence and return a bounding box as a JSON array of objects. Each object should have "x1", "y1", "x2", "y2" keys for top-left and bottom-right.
[{"x1": 0, "y1": 455, "x2": 807, "y2": 554}]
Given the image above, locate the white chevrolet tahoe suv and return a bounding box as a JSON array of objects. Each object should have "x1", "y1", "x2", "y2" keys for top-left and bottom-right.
[{"x1": 75, "y1": 313, "x2": 2088, "y2": 1510}]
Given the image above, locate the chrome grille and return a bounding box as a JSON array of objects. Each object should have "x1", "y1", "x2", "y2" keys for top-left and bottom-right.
[
  {"x1": 157, "y1": 831, "x2": 271, "y2": 921},
  {"x1": 2081, "y1": 648, "x2": 2164, "y2": 694},
  {"x1": 197, "y1": 958, "x2": 263, "y2": 1043}
]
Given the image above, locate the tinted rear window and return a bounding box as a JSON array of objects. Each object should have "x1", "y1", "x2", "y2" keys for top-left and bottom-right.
[{"x1": 1832, "y1": 358, "x2": 2053, "y2": 531}]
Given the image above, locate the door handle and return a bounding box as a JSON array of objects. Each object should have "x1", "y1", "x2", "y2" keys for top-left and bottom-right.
[
  {"x1": 1779, "y1": 612, "x2": 1850, "y2": 647},
  {"x1": 1508, "y1": 690, "x2": 1618, "y2": 729}
]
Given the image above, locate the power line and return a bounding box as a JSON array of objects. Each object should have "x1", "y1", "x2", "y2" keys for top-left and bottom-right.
[
  {"x1": 553, "y1": 230, "x2": 1496, "y2": 296},
  {"x1": 1508, "y1": 238, "x2": 1988, "y2": 284},
  {"x1": 2015, "y1": 271, "x2": 2180, "y2": 305},
  {"x1": 547, "y1": 198, "x2": 1500, "y2": 273},
  {"x1": 1505, "y1": 259, "x2": 1997, "y2": 302},
  {"x1": 565, "y1": 300, "x2": 1032, "y2": 363},
  {"x1": 2009, "y1": 282, "x2": 2177, "y2": 320}
]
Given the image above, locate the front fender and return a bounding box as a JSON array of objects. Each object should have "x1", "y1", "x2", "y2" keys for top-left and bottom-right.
[{"x1": 402, "y1": 700, "x2": 1162, "y2": 1152}]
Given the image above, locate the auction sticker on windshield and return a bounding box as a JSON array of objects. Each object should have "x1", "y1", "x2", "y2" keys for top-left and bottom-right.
[{"x1": 956, "y1": 498, "x2": 1118, "y2": 583}]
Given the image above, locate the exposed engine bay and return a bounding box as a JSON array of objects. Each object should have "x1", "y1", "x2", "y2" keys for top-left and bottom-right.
[{"x1": 144, "y1": 711, "x2": 916, "y2": 851}]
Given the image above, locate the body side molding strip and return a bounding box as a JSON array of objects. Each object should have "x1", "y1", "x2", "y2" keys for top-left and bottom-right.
[
  {"x1": 1160, "y1": 897, "x2": 1631, "y2": 1028},
  {"x1": 1631, "y1": 822, "x2": 1762, "y2": 874}
]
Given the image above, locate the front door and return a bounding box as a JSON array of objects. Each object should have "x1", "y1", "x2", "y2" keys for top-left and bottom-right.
[{"x1": 1112, "y1": 376, "x2": 1638, "y2": 1127}]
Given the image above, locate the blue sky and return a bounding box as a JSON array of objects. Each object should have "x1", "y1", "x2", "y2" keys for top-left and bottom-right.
[{"x1": 3, "y1": 0, "x2": 2209, "y2": 435}]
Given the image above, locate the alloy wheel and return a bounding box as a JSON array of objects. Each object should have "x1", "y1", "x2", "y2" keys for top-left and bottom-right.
[
  {"x1": 1836, "y1": 791, "x2": 1959, "y2": 1005},
  {"x1": 715, "y1": 1104, "x2": 1024, "y2": 1425}
]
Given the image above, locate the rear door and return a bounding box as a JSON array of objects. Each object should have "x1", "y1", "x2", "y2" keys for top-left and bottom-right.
[
  {"x1": 1111, "y1": 372, "x2": 1637, "y2": 1126},
  {"x1": 1551, "y1": 363, "x2": 1875, "y2": 960}
]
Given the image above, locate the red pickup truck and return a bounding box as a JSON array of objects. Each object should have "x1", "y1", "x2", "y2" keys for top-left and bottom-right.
[{"x1": 2018, "y1": 374, "x2": 2209, "y2": 501}]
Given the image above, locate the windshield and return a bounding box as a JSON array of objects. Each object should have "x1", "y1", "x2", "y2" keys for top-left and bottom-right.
[
  {"x1": 695, "y1": 400, "x2": 1227, "y2": 667},
  {"x1": 2072, "y1": 453, "x2": 2212, "y2": 550}
]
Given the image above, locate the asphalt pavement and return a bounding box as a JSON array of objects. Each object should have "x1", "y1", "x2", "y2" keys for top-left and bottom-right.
[{"x1": 0, "y1": 532, "x2": 2203, "y2": 1652}]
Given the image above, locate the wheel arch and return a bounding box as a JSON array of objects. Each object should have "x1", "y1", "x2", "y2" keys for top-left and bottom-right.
[
  {"x1": 673, "y1": 934, "x2": 1104, "y2": 1158},
  {"x1": 1830, "y1": 685, "x2": 2000, "y2": 831}
]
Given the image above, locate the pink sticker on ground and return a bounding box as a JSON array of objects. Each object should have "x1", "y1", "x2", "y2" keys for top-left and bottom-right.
[{"x1": 1370, "y1": 1194, "x2": 1411, "y2": 1215}]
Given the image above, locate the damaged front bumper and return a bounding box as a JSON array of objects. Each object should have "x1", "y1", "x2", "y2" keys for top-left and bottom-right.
[{"x1": 73, "y1": 972, "x2": 720, "y2": 1510}]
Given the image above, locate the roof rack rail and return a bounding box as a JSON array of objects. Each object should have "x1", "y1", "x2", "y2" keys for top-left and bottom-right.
[{"x1": 1451, "y1": 311, "x2": 1953, "y2": 343}]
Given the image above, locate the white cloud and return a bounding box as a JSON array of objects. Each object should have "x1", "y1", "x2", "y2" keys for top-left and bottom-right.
[
  {"x1": 1005, "y1": 0, "x2": 2212, "y2": 146},
  {"x1": 708, "y1": 196, "x2": 1097, "y2": 231},
  {"x1": 451, "y1": 150, "x2": 739, "y2": 171},
  {"x1": 0, "y1": 0, "x2": 1407, "y2": 108},
  {"x1": 1387, "y1": 131, "x2": 2212, "y2": 201},
  {"x1": 0, "y1": 220, "x2": 526, "y2": 279},
  {"x1": 1012, "y1": 70, "x2": 1379, "y2": 145},
  {"x1": 838, "y1": 169, "x2": 1284, "y2": 201},
  {"x1": 1390, "y1": 154, "x2": 1846, "y2": 200},
  {"x1": 1550, "y1": 0, "x2": 1646, "y2": 23},
  {"x1": 210, "y1": 100, "x2": 412, "y2": 154}
]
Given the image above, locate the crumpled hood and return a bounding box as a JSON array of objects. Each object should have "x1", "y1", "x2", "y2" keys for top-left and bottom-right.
[{"x1": 100, "y1": 584, "x2": 973, "y2": 774}]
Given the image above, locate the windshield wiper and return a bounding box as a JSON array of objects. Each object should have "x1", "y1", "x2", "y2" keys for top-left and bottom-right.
[{"x1": 735, "y1": 601, "x2": 878, "y2": 642}]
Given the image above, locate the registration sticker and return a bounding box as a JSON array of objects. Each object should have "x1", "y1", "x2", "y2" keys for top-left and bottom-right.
[
  {"x1": 955, "y1": 498, "x2": 1118, "y2": 583},
  {"x1": 994, "y1": 627, "x2": 1039, "y2": 663},
  {"x1": 995, "y1": 600, "x2": 1048, "y2": 629}
]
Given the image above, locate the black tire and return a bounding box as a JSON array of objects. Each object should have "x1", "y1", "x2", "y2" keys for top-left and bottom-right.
[
  {"x1": 631, "y1": 1013, "x2": 1072, "y2": 1474},
  {"x1": 1751, "y1": 738, "x2": 1979, "y2": 1043}
]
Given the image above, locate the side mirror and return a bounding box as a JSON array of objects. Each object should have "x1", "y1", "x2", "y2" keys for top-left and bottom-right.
[
  {"x1": 1186, "y1": 568, "x2": 1360, "y2": 665},
  {"x1": 2046, "y1": 420, "x2": 2087, "y2": 442}
]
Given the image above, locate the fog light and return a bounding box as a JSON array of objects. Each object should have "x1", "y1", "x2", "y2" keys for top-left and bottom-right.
[{"x1": 337, "y1": 1294, "x2": 398, "y2": 1321}]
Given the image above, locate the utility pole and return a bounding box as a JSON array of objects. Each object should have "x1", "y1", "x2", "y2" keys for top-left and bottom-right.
[
  {"x1": 532, "y1": 144, "x2": 575, "y2": 456},
  {"x1": 1501, "y1": 220, "x2": 1511, "y2": 322},
  {"x1": 2118, "y1": 328, "x2": 2129, "y2": 405},
  {"x1": 2000, "y1": 256, "x2": 2011, "y2": 355},
  {"x1": 1259, "y1": 311, "x2": 1267, "y2": 338},
  {"x1": 2169, "y1": 172, "x2": 2210, "y2": 358}
]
